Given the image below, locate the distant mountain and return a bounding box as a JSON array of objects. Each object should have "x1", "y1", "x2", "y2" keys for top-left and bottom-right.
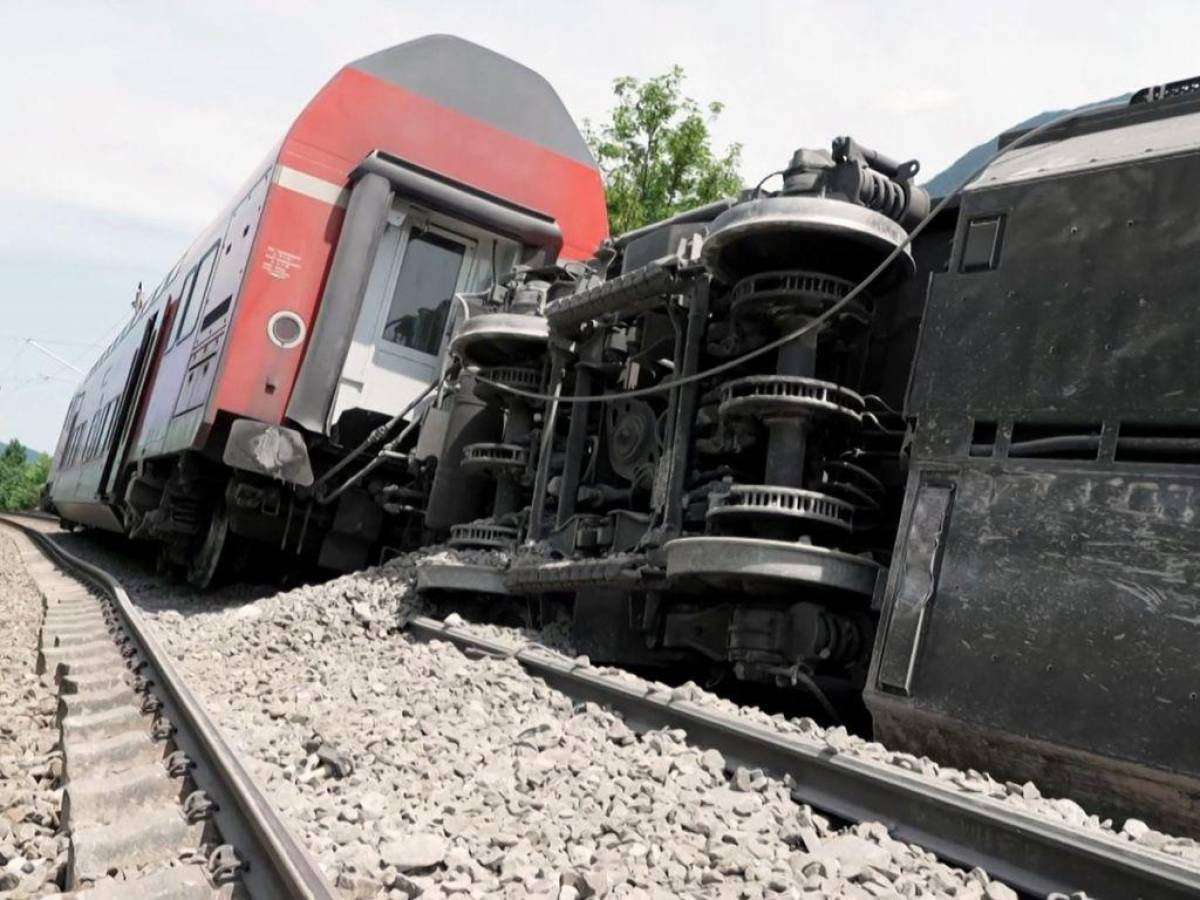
[
  {"x1": 924, "y1": 95, "x2": 1131, "y2": 198},
  {"x1": 0, "y1": 440, "x2": 46, "y2": 463}
]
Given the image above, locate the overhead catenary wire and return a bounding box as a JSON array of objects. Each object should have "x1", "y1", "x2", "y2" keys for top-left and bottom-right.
[{"x1": 470, "y1": 106, "x2": 1095, "y2": 406}]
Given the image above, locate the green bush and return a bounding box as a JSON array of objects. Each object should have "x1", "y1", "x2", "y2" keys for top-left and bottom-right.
[{"x1": 0, "y1": 440, "x2": 50, "y2": 510}]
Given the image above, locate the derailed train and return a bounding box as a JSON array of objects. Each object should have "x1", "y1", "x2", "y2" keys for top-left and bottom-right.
[{"x1": 47, "y1": 37, "x2": 1199, "y2": 833}]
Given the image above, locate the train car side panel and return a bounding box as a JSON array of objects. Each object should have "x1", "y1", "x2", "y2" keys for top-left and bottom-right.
[
  {"x1": 131, "y1": 161, "x2": 274, "y2": 461},
  {"x1": 206, "y1": 177, "x2": 344, "y2": 428},
  {"x1": 174, "y1": 172, "x2": 272, "y2": 420},
  {"x1": 48, "y1": 301, "x2": 171, "y2": 529}
]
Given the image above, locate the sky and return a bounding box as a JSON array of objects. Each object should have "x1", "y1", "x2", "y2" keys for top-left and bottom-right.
[{"x1": 2, "y1": 0, "x2": 1198, "y2": 452}]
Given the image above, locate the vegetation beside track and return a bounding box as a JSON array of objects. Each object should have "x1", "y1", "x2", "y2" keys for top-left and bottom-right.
[{"x1": 0, "y1": 439, "x2": 49, "y2": 510}]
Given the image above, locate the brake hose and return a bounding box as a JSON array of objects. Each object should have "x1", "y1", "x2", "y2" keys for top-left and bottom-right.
[{"x1": 470, "y1": 105, "x2": 1094, "y2": 405}]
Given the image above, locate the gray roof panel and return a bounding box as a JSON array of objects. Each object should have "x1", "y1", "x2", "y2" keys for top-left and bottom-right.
[
  {"x1": 351, "y1": 35, "x2": 596, "y2": 168},
  {"x1": 970, "y1": 108, "x2": 1200, "y2": 190}
]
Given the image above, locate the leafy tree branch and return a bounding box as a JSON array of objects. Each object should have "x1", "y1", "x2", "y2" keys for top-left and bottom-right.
[{"x1": 586, "y1": 66, "x2": 743, "y2": 235}]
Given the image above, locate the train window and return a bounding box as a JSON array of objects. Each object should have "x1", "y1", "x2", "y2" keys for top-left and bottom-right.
[
  {"x1": 173, "y1": 269, "x2": 198, "y2": 343},
  {"x1": 69, "y1": 422, "x2": 85, "y2": 466},
  {"x1": 97, "y1": 401, "x2": 115, "y2": 456},
  {"x1": 148, "y1": 277, "x2": 167, "y2": 308},
  {"x1": 86, "y1": 411, "x2": 102, "y2": 460},
  {"x1": 200, "y1": 295, "x2": 232, "y2": 332},
  {"x1": 57, "y1": 395, "x2": 82, "y2": 459},
  {"x1": 101, "y1": 401, "x2": 115, "y2": 450},
  {"x1": 59, "y1": 417, "x2": 76, "y2": 466},
  {"x1": 381, "y1": 228, "x2": 466, "y2": 355},
  {"x1": 81, "y1": 418, "x2": 94, "y2": 461},
  {"x1": 92, "y1": 407, "x2": 104, "y2": 459},
  {"x1": 94, "y1": 409, "x2": 106, "y2": 457},
  {"x1": 175, "y1": 244, "x2": 219, "y2": 345}
]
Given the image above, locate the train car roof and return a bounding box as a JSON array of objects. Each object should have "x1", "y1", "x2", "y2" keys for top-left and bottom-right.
[
  {"x1": 977, "y1": 86, "x2": 1200, "y2": 191},
  {"x1": 351, "y1": 35, "x2": 595, "y2": 168}
]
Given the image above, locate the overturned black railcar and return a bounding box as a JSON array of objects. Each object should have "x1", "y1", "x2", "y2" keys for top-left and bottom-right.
[
  {"x1": 866, "y1": 84, "x2": 1200, "y2": 834},
  {"x1": 411, "y1": 83, "x2": 1200, "y2": 834},
  {"x1": 417, "y1": 82, "x2": 1200, "y2": 834}
]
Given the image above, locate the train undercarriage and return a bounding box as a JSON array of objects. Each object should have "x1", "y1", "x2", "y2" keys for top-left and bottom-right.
[
  {"x1": 416, "y1": 138, "x2": 928, "y2": 711},
  {"x1": 409, "y1": 112, "x2": 1200, "y2": 836}
]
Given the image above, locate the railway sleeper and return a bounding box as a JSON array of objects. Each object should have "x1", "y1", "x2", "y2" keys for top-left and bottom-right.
[
  {"x1": 4, "y1": 514, "x2": 344, "y2": 897},
  {"x1": 15, "y1": 528, "x2": 243, "y2": 898}
]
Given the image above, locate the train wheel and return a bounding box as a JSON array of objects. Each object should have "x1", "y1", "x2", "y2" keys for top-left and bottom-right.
[{"x1": 187, "y1": 501, "x2": 232, "y2": 588}]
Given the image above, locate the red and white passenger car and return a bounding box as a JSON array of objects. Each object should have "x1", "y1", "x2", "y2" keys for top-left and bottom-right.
[{"x1": 46, "y1": 35, "x2": 607, "y2": 584}]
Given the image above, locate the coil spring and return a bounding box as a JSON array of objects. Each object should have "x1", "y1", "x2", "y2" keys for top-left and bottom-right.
[
  {"x1": 818, "y1": 610, "x2": 866, "y2": 667},
  {"x1": 856, "y1": 168, "x2": 909, "y2": 223}
]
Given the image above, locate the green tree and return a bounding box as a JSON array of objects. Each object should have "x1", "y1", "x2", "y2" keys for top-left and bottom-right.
[
  {"x1": 586, "y1": 66, "x2": 743, "y2": 235},
  {"x1": 0, "y1": 440, "x2": 50, "y2": 510}
]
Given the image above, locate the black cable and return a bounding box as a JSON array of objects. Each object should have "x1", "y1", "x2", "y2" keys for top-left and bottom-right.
[
  {"x1": 470, "y1": 106, "x2": 1095, "y2": 407},
  {"x1": 752, "y1": 168, "x2": 787, "y2": 198}
]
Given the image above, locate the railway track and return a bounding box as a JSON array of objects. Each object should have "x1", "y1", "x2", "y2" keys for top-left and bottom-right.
[
  {"x1": 0, "y1": 514, "x2": 338, "y2": 899},
  {"x1": 400, "y1": 624, "x2": 1200, "y2": 900},
  {"x1": 5, "y1": 515, "x2": 1199, "y2": 899}
]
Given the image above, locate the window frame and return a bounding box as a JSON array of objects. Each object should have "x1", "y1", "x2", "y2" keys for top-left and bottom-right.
[
  {"x1": 172, "y1": 271, "x2": 199, "y2": 345},
  {"x1": 88, "y1": 408, "x2": 105, "y2": 460},
  {"x1": 83, "y1": 415, "x2": 96, "y2": 461},
  {"x1": 174, "y1": 242, "x2": 220, "y2": 346},
  {"x1": 67, "y1": 421, "x2": 85, "y2": 467},
  {"x1": 101, "y1": 398, "x2": 119, "y2": 452},
  {"x1": 376, "y1": 221, "x2": 476, "y2": 361}
]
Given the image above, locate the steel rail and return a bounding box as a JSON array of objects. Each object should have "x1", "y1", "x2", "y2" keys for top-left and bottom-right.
[
  {"x1": 0, "y1": 515, "x2": 339, "y2": 900},
  {"x1": 409, "y1": 615, "x2": 1200, "y2": 900}
]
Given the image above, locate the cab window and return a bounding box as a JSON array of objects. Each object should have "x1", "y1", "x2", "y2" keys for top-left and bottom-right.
[{"x1": 381, "y1": 228, "x2": 467, "y2": 356}]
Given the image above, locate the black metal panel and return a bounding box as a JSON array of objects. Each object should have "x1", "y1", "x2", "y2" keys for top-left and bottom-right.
[
  {"x1": 877, "y1": 461, "x2": 1200, "y2": 772},
  {"x1": 874, "y1": 478, "x2": 954, "y2": 694},
  {"x1": 909, "y1": 151, "x2": 1200, "y2": 425},
  {"x1": 860, "y1": 204, "x2": 957, "y2": 412},
  {"x1": 873, "y1": 135, "x2": 1200, "y2": 833}
]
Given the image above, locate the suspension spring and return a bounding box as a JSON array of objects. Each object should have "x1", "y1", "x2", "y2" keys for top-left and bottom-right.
[{"x1": 856, "y1": 168, "x2": 909, "y2": 222}]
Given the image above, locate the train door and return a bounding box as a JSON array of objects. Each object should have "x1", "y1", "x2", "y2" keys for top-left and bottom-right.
[
  {"x1": 98, "y1": 310, "x2": 160, "y2": 499},
  {"x1": 327, "y1": 203, "x2": 512, "y2": 429}
]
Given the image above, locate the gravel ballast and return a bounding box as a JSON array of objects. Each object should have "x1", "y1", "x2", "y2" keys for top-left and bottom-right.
[
  {"x1": 141, "y1": 581, "x2": 1014, "y2": 898},
  {"x1": 0, "y1": 530, "x2": 69, "y2": 897},
  {"x1": 42, "y1": 533, "x2": 1200, "y2": 898}
]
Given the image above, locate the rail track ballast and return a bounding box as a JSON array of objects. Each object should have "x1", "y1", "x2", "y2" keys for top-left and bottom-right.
[
  {"x1": 6, "y1": 512, "x2": 1200, "y2": 899},
  {"x1": 1, "y1": 514, "x2": 338, "y2": 899}
]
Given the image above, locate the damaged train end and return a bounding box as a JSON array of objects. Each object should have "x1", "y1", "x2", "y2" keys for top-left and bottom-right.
[{"x1": 45, "y1": 35, "x2": 606, "y2": 585}]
